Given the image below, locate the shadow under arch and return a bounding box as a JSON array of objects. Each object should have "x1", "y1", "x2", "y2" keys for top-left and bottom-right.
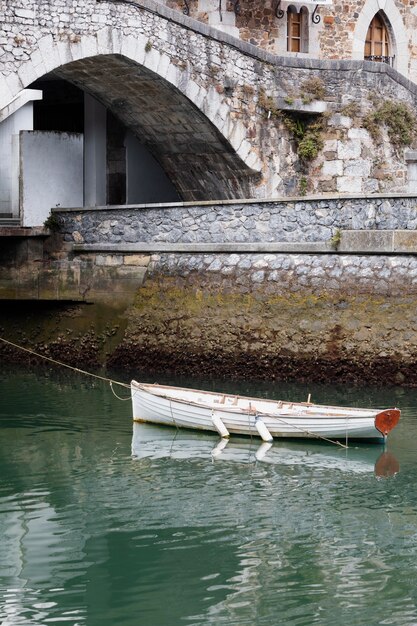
[{"x1": 53, "y1": 54, "x2": 260, "y2": 202}]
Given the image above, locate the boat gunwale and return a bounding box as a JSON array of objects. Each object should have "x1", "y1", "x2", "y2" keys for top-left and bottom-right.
[{"x1": 131, "y1": 380, "x2": 390, "y2": 421}]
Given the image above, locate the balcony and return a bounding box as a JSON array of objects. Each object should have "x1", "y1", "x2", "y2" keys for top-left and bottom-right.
[{"x1": 364, "y1": 55, "x2": 395, "y2": 66}]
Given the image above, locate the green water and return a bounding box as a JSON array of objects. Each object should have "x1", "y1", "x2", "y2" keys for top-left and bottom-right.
[{"x1": 1, "y1": 366, "x2": 417, "y2": 626}]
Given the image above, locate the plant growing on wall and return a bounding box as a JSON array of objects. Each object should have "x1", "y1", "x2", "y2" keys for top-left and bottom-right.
[
  {"x1": 44, "y1": 213, "x2": 61, "y2": 232},
  {"x1": 257, "y1": 88, "x2": 328, "y2": 166},
  {"x1": 330, "y1": 228, "x2": 341, "y2": 250},
  {"x1": 283, "y1": 114, "x2": 326, "y2": 162},
  {"x1": 300, "y1": 77, "x2": 327, "y2": 103},
  {"x1": 363, "y1": 100, "x2": 416, "y2": 148}
]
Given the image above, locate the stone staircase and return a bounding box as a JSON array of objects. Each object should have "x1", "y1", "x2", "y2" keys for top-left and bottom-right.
[{"x1": 0, "y1": 213, "x2": 20, "y2": 227}]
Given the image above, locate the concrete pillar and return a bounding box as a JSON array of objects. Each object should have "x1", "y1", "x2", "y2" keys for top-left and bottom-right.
[
  {"x1": 0, "y1": 101, "x2": 37, "y2": 217},
  {"x1": 405, "y1": 151, "x2": 417, "y2": 193},
  {"x1": 84, "y1": 94, "x2": 106, "y2": 207}
]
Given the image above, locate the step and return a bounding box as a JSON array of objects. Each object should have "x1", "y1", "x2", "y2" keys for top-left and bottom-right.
[{"x1": 0, "y1": 218, "x2": 21, "y2": 227}]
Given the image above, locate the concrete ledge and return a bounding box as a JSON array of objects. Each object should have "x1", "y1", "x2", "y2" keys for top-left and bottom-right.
[
  {"x1": 73, "y1": 234, "x2": 417, "y2": 255},
  {"x1": 54, "y1": 192, "x2": 417, "y2": 213},
  {"x1": 72, "y1": 242, "x2": 335, "y2": 253},
  {"x1": 340, "y1": 230, "x2": 417, "y2": 253},
  {"x1": 276, "y1": 98, "x2": 328, "y2": 114},
  {"x1": 0, "y1": 227, "x2": 49, "y2": 237}
]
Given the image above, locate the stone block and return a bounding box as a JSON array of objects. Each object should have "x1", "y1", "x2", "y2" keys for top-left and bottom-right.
[
  {"x1": 393, "y1": 231, "x2": 417, "y2": 252},
  {"x1": 123, "y1": 254, "x2": 151, "y2": 266},
  {"x1": 348, "y1": 128, "x2": 371, "y2": 141},
  {"x1": 95, "y1": 254, "x2": 123, "y2": 266},
  {"x1": 337, "y1": 176, "x2": 362, "y2": 193},
  {"x1": 15, "y1": 8, "x2": 36, "y2": 19},
  {"x1": 337, "y1": 140, "x2": 361, "y2": 160},
  {"x1": 344, "y1": 159, "x2": 371, "y2": 177},
  {"x1": 328, "y1": 114, "x2": 352, "y2": 128},
  {"x1": 339, "y1": 230, "x2": 393, "y2": 252},
  {"x1": 322, "y1": 160, "x2": 343, "y2": 176},
  {"x1": 323, "y1": 139, "x2": 338, "y2": 152}
]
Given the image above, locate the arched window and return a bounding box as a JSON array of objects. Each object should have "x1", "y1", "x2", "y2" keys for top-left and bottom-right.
[
  {"x1": 364, "y1": 13, "x2": 392, "y2": 64},
  {"x1": 287, "y1": 6, "x2": 309, "y2": 53}
]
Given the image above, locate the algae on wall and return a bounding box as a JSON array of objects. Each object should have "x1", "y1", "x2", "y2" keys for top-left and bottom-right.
[
  {"x1": 3, "y1": 251, "x2": 417, "y2": 387},
  {"x1": 108, "y1": 253, "x2": 417, "y2": 386}
]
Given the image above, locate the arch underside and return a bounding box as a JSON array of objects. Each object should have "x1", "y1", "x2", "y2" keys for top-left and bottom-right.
[{"x1": 56, "y1": 54, "x2": 258, "y2": 201}]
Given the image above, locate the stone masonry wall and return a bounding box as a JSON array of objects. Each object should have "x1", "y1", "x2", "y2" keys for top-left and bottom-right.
[
  {"x1": 109, "y1": 251, "x2": 417, "y2": 385},
  {"x1": 57, "y1": 195, "x2": 417, "y2": 245}
]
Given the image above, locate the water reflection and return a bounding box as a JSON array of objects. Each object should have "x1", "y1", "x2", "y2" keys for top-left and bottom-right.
[
  {"x1": 131, "y1": 422, "x2": 400, "y2": 477},
  {"x1": 0, "y1": 367, "x2": 416, "y2": 626}
]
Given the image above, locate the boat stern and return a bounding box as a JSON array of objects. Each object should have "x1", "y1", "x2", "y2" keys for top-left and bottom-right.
[{"x1": 374, "y1": 408, "x2": 401, "y2": 437}]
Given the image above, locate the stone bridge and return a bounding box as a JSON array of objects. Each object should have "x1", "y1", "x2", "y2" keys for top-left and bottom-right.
[{"x1": 3, "y1": 0, "x2": 417, "y2": 206}]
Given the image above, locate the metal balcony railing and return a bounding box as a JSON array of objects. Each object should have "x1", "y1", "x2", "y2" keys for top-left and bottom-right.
[{"x1": 364, "y1": 55, "x2": 395, "y2": 66}]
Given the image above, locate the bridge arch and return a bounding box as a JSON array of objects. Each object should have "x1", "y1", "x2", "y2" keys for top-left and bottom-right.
[{"x1": 4, "y1": 29, "x2": 262, "y2": 201}]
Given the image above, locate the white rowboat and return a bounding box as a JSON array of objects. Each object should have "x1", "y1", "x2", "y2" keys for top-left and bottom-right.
[{"x1": 130, "y1": 381, "x2": 401, "y2": 444}]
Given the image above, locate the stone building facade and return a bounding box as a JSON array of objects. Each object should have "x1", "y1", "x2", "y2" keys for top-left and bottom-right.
[{"x1": 163, "y1": 0, "x2": 416, "y2": 81}]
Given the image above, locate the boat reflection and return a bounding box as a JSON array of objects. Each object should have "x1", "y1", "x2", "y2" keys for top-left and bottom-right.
[{"x1": 131, "y1": 423, "x2": 399, "y2": 477}]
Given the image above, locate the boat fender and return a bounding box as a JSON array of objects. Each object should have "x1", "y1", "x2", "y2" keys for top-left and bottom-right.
[
  {"x1": 212, "y1": 412, "x2": 230, "y2": 438},
  {"x1": 211, "y1": 438, "x2": 229, "y2": 458},
  {"x1": 255, "y1": 441, "x2": 273, "y2": 461},
  {"x1": 255, "y1": 417, "x2": 274, "y2": 442}
]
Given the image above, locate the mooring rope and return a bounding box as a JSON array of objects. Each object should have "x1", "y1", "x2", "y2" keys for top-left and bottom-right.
[
  {"x1": 0, "y1": 335, "x2": 349, "y2": 448},
  {"x1": 263, "y1": 412, "x2": 349, "y2": 449},
  {"x1": 248, "y1": 404, "x2": 348, "y2": 449},
  {"x1": 0, "y1": 336, "x2": 130, "y2": 390}
]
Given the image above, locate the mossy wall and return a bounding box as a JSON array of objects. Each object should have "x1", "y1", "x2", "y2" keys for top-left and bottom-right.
[
  {"x1": 3, "y1": 251, "x2": 417, "y2": 387},
  {"x1": 108, "y1": 253, "x2": 417, "y2": 386}
]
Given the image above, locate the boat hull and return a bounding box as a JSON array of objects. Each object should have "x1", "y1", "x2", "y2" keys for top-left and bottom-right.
[{"x1": 131, "y1": 382, "x2": 392, "y2": 443}]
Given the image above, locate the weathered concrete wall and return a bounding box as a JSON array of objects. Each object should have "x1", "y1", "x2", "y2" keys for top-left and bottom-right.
[
  {"x1": 56, "y1": 195, "x2": 417, "y2": 246},
  {"x1": 2, "y1": 225, "x2": 417, "y2": 385},
  {"x1": 20, "y1": 131, "x2": 83, "y2": 226}
]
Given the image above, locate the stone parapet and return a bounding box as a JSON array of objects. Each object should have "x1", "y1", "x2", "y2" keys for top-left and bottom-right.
[{"x1": 56, "y1": 195, "x2": 417, "y2": 247}]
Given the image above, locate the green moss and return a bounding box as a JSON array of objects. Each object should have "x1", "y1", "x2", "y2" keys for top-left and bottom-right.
[{"x1": 330, "y1": 228, "x2": 341, "y2": 250}]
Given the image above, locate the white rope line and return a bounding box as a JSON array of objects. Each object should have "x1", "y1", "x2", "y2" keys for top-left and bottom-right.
[
  {"x1": 258, "y1": 411, "x2": 349, "y2": 449},
  {"x1": 110, "y1": 381, "x2": 132, "y2": 401}
]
